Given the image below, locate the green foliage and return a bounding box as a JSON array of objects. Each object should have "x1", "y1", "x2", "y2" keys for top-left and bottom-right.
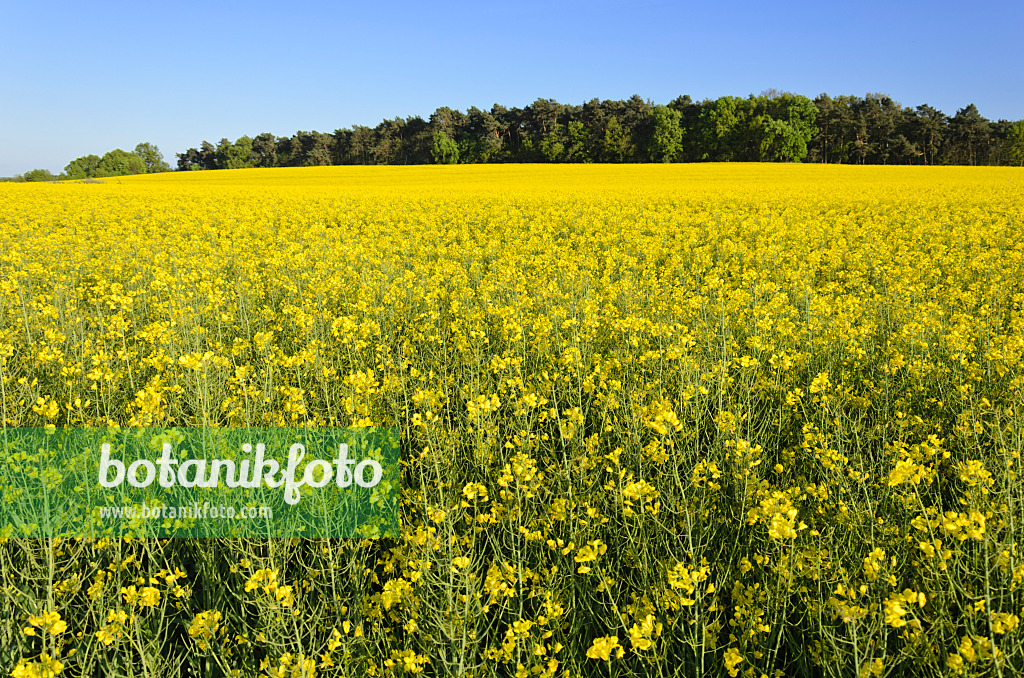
[
  {"x1": 95, "y1": 149, "x2": 147, "y2": 177},
  {"x1": 216, "y1": 136, "x2": 256, "y2": 169},
  {"x1": 22, "y1": 168, "x2": 57, "y2": 182},
  {"x1": 25, "y1": 96, "x2": 1022, "y2": 175},
  {"x1": 600, "y1": 117, "x2": 627, "y2": 162},
  {"x1": 114, "y1": 94, "x2": 1016, "y2": 170},
  {"x1": 251, "y1": 133, "x2": 279, "y2": 168},
  {"x1": 431, "y1": 131, "x2": 459, "y2": 164},
  {"x1": 64, "y1": 144, "x2": 165, "y2": 179},
  {"x1": 948, "y1": 104, "x2": 991, "y2": 166},
  {"x1": 563, "y1": 121, "x2": 589, "y2": 162},
  {"x1": 1006, "y1": 120, "x2": 1024, "y2": 166},
  {"x1": 539, "y1": 125, "x2": 565, "y2": 162},
  {"x1": 65, "y1": 154, "x2": 101, "y2": 180},
  {"x1": 648, "y1": 105, "x2": 683, "y2": 162},
  {"x1": 462, "y1": 107, "x2": 504, "y2": 163},
  {"x1": 910, "y1": 104, "x2": 947, "y2": 166},
  {"x1": 134, "y1": 142, "x2": 171, "y2": 173},
  {"x1": 760, "y1": 94, "x2": 817, "y2": 162},
  {"x1": 698, "y1": 96, "x2": 742, "y2": 160}
]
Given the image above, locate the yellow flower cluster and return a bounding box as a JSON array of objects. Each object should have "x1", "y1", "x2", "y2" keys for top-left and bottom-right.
[{"x1": 2, "y1": 164, "x2": 1024, "y2": 675}]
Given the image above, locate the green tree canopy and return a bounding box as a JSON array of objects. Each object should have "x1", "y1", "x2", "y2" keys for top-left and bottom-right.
[
  {"x1": 539, "y1": 125, "x2": 565, "y2": 162},
  {"x1": 760, "y1": 94, "x2": 817, "y2": 162},
  {"x1": 65, "y1": 154, "x2": 102, "y2": 179},
  {"x1": 134, "y1": 143, "x2": 171, "y2": 173},
  {"x1": 948, "y1": 104, "x2": 991, "y2": 166},
  {"x1": 698, "y1": 96, "x2": 742, "y2": 160},
  {"x1": 95, "y1": 149, "x2": 147, "y2": 177},
  {"x1": 1005, "y1": 120, "x2": 1024, "y2": 167},
  {"x1": 600, "y1": 117, "x2": 627, "y2": 162},
  {"x1": 216, "y1": 136, "x2": 256, "y2": 169},
  {"x1": 23, "y1": 168, "x2": 57, "y2": 182},
  {"x1": 160, "y1": 93, "x2": 1016, "y2": 168},
  {"x1": 648, "y1": 105, "x2": 683, "y2": 162},
  {"x1": 431, "y1": 131, "x2": 459, "y2": 164}
]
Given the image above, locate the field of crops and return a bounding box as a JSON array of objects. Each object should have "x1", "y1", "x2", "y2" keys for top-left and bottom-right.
[{"x1": 2, "y1": 164, "x2": 1023, "y2": 677}]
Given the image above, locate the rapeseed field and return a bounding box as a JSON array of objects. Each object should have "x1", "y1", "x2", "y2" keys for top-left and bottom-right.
[{"x1": 2, "y1": 164, "x2": 1023, "y2": 677}]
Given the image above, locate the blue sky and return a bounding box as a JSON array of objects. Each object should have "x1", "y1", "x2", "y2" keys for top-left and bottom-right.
[{"x1": 2, "y1": 0, "x2": 1021, "y2": 175}]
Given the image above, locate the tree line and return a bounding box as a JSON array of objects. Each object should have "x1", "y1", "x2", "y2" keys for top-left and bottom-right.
[
  {"x1": 5, "y1": 143, "x2": 171, "y2": 182},
  {"x1": 6, "y1": 92, "x2": 1023, "y2": 181},
  {"x1": 177, "y1": 92, "x2": 1024, "y2": 170}
]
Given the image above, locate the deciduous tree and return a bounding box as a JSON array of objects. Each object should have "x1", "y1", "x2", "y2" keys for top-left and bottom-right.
[
  {"x1": 134, "y1": 142, "x2": 170, "y2": 173},
  {"x1": 648, "y1": 105, "x2": 683, "y2": 162},
  {"x1": 1007, "y1": 120, "x2": 1024, "y2": 166}
]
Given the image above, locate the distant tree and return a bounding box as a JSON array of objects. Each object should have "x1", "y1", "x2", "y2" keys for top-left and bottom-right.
[
  {"x1": 760, "y1": 94, "x2": 817, "y2": 162},
  {"x1": 619, "y1": 95, "x2": 654, "y2": 161},
  {"x1": 298, "y1": 131, "x2": 334, "y2": 166},
  {"x1": 909, "y1": 105, "x2": 946, "y2": 165},
  {"x1": 668, "y1": 94, "x2": 695, "y2": 112},
  {"x1": 850, "y1": 94, "x2": 905, "y2": 164},
  {"x1": 578, "y1": 98, "x2": 609, "y2": 160},
  {"x1": 347, "y1": 126, "x2": 378, "y2": 165},
  {"x1": 809, "y1": 94, "x2": 859, "y2": 164},
  {"x1": 134, "y1": 142, "x2": 170, "y2": 173},
  {"x1": 373, "y1": 119, "x2": 406, "y2": 165},
  {"x1": 198, "y1": 141, "x2": 218, "y2": 170},
  {"x1": 23, "y1": 168, "x2": 56, "y2": 182},
  {"x1": 563, "y1": 120, "x2": 590, "y2": 162},
  {"x1": 808, "y1": 94, "x2": 836, "y2": 163},
  {"x1": 331, "y1": 129, "x2": 352, "y2": 164},
  {"x1": 984, "y1": 119, "x2": 1013, "y2": 166},
  {"x1": 600, "y1": 117, "x2": 627, "y2": 162},
  {"x1": 669, "y1": 95, "x2": 701, "y2": 162},
  {"x1": 648, "y1": 105, "x2": 683, "y2": 162},
  {"x1": 431, "y1": 131, "x2": 459, "y2": 164},
  {"x1": 889, "y1": 119, "x2": 919, "y2": 166},
  {"x1": 216, "y1": 136, "x2": 256, "y2": 169},
  {"x1": 95, "y1": 149, "x2": 146, "y2": 177},
  {"x1": 463, "y1": 107, "x2": 504, "y2": 163},
  {"x1": 697, "y1": 96, "x2": 742, "y2": 160},
  {"x1": 251, "y1": 133, "x2": 278, "y2": 167},
  {"x1": 526, "y1": 99, "x2": 563, "y2": 139},
  {"x1": 65, "y1": 154, "x2": 102, "y2": 179},
  {"x1": 1007, "y1": 120, "x2": 1024, "y2": 166},
  {"x1": 165, "y1": 93, "x2": 1019, "y2": 167},
  {"x1": 537, "y1": 125, "x2": 565, "y2": 162},
  {"x1": 273, "y1": 136, "x2": 297, "y2": 166},
  {"x1": 215, "y1": 138, "x2": 234, "y2": 167},
  {"x1": 948, "y1": 104, "x2": 990, "y2": 165},
  {"x1": 429, "y1": 107, "x2": 466, "y2": 135},
  {"x1": 176, "y1": 147, "x2": 203, "y2": 171},
  {"x1": 404, "y1": 116, "x2": 433, "y2": 164},
  {"x1": 491, "y1": 104, "x2": 523, "y2": 160}
]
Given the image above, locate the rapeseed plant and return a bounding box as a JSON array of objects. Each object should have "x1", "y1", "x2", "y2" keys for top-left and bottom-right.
[{"x1": 1, "y1": 164, "x2": 1022, "y2": 676}]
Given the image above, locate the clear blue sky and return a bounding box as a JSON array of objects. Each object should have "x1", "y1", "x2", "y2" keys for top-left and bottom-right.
[{"x1": 2, "y1": 0, "x2": 1021, "y2": 175}]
